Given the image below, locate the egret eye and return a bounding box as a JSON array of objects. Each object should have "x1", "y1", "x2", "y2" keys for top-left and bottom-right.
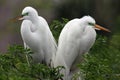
[
  {"x1": 22, "y1": 12, "x2": 29, "y2": 17},
  {"x1": 88, "y1": 23, "x2": 94, "y2": 26}
]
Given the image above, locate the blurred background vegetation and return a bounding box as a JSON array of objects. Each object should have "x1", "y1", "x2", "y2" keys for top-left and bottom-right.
[
  {"x1": 0, "y1": 0, "x2": 120, "y2": 79},
  {"x1": 0, "y1": 0, "x2": 120, "y2": 52}
]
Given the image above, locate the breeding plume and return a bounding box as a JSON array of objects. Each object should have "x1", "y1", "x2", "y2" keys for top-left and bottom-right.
[
  {"x1": 54, "y1": 16, "x2": 110, "y2": 80},
  {"x1": 13, "y1": 6, "x2": 57, "y2": 66}
]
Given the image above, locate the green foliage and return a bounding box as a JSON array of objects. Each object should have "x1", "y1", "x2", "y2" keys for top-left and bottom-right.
[
  {"x1": 0, "y1": 19, "x2": 120, "y2": 80},
  {"x1": 78, "y1": 36, "x2": 120, "y2": 80},
  {"x1": 0, "y1": 45, "x2": 63, "y2": 80},
  {"x1": 50, "y1": 18, "x2": 69, "y2": 42}
]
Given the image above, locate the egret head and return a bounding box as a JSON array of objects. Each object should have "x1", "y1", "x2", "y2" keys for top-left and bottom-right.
[
  {"x1": 82, "y1": 16, "x2": 96, "y2": 27},
  {"x1": 20, "y1": 6, "x2": 38, "y2": 20},
  {"x1": 82, "y1": 16, "x2": 111, "y2": 32},
  {"x1": 12, "y1": 6, "x2": 38, "y2": 21}
]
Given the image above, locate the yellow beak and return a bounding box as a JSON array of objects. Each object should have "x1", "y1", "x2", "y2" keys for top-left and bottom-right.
[
  {"x1": 95, "y1": 24, "x2": 111, "y2": 32},
  {"x1": 11, "y1": 15, "x2": 23, "y2": 22}
]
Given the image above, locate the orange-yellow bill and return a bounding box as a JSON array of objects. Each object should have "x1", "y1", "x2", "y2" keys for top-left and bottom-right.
[
  {"x1": 10, "y1": 15, "x2": 23, "y2": 22},
  {"x1": 95, "y1": 24, "x2": 111, "y2": 32}
]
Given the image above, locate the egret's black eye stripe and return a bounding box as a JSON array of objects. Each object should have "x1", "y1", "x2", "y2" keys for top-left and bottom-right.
[{"x1": 22, "y1": 13, "x2": 29, "y2": 16}]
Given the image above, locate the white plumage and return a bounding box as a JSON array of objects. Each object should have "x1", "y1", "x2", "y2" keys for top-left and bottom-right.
[
  {"x1": 54, "y1": 16, "x2": 110, "y2": 80},
  {"x1": 18, "y1": 6, "x2": 57, "y2": 66},
  {"x1": 12, "y1": 7, "x2": 110, "y2": 79}
]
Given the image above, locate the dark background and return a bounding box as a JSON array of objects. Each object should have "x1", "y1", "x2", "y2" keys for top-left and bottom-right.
[{"x1": 0, "y1": 0, "x2": 120, "y2": 52}]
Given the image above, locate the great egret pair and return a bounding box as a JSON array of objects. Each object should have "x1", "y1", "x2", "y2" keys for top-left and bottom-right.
[{"x1": 13, "y1": 6, "x2": 110, "y2": 79}]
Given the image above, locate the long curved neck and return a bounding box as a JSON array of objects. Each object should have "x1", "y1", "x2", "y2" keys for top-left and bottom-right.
[
  {"x1": 83, "y1": 26, "x2": 96, "y2": 47},
  {"x1": 85, "y1": 26, "x2": 96, "y2": 37},
  {"x1": 30, "y1": 15, "x2": 39, "y2": 24},
  {"x1": 21, "y1": 20, "x2": 33, "y2": 40},
  {"x1": 28, "y1": 15, "x2": 40, "y2": 32}
]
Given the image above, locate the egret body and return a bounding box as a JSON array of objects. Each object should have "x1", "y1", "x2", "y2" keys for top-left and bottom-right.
[
  {"x1": 15, "y1": 6, "x2": 57, "y2": 66},
  {"x1": 54, "y1": 16, "x2": 110, "y2": 79}
]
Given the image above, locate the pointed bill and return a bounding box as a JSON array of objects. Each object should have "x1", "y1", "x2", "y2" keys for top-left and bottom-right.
[
  {"x1": 10, "y1": 15, "x2": 23, "y2": 22},
  {"x1": 95, "y1": 24, "x2": 111, "y2": 32}
]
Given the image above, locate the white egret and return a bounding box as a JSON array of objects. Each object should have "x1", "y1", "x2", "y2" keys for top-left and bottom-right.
[
  {"x1": 53, "y1": 16, "x2": 110, "y2": 80},
  {"x1": 13, "y1": 6, "x2": 57, "y2": 66}
]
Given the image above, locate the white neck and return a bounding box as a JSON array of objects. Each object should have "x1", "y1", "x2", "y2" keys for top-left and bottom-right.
[{"x1": 29, "y1": 15, "x2": 39, "y2": 24}]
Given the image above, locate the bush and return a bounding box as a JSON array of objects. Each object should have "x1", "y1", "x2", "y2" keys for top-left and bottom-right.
[
  {"x1": 0, "y1": 19, "x2": 120, "y2": 80},
  {"x1": 0, "y1": 45, "x2": 63, "y2": 80},
  {"x1": 78, "y1": 36, "x2": 120, "y2": 80}
]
